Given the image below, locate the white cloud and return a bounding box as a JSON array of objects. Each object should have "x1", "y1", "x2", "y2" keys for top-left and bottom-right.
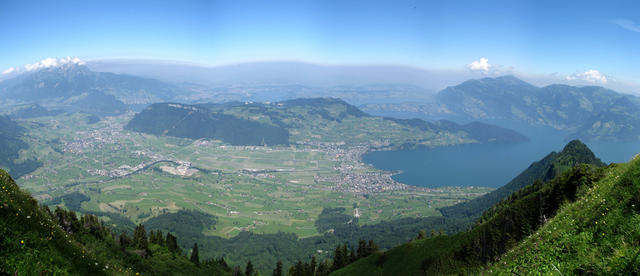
[
  {"x1": 23, "y1": 56, "x2": 85, "y2": 72},
  {"x1": 613, "y1": 19, "x2": 640, "y2": 33},
  {"x1": 467, "y1": 58, "x2": 491, "y2": 72},
  {"x1": 566, "y1": 69, "x2": 608, "y2": 84},
  {"x1": 2, "y1": 67, "x2": 15, "y2": 75}
]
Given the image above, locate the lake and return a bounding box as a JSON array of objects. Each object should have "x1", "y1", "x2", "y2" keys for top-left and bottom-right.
[{"x1": 362, "y1": 126, "x2": 640, "y2": 188}]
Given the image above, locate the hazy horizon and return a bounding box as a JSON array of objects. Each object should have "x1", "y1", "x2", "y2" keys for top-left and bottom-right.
[{"x1": 2, "y1": 0, "x2": 640, "y2": 93}]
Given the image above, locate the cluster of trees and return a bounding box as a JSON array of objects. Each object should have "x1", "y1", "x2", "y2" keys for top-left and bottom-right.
[
  {"x1": 452, "y1": 165, "x2": 603, "y2": 265},
  {"x1": 156, "y1": 205, "x2": 471, "y2": 272},
  {"x1": 53, "y1": 206, "x2": 109, "y2": 237},
  {"x1": 284, "y1": 239, "x2": 380, "y2": 276}
]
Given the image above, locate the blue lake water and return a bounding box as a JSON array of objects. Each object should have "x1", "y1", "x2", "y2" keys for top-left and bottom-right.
[{"x1": 362, "y1": 126, "x2": 640, "y2": 188}]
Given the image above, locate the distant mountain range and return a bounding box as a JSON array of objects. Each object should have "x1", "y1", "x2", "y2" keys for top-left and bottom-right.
[
  {"x1": 0, "y1": 63, "x2": 188, "y2": 116},
  {"x1": 87, "y1": 60, "x2": 475, "y2": 90},
  {"x1": 362, "y1": 76, "x2": 640, "y2": 141},
  {"x1": 3, "y1": 64, "x2": 637, "y2": 141}
]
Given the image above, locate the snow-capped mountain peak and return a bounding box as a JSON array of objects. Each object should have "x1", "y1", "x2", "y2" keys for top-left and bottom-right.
[{"x1": 1, "y1": 57, "x2": 86, "y2": 79}]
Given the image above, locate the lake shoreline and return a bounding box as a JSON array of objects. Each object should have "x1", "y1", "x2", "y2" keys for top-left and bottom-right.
[{"x1": 362, "y1": 129, "x2": 640, "y2": 189}]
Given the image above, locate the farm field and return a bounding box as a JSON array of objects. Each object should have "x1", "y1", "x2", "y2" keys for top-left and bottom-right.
[{"x1": 14, "y1": 112, "x2": 492, "y2": 238}]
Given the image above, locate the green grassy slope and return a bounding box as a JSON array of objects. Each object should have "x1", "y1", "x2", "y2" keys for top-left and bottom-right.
[
  {"x1": 488, "y1": 155, "x2": 640, "y2": 275},
  {"x1": 0, "y1": 169, "x2": 105, "y2": 275},
  {"x1": 331, "y1": 142, "x2": 615, "y2": 276},
  {"x1": 0, "y1": 169, "x2": 231, "y2": 275}
]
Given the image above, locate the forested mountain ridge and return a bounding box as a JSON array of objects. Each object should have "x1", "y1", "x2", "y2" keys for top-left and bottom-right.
[
  {"x1": 0, "y1": 169, "x2": 231, "y2": 275},
  {"x1": 125, "y1": 103, "x2": 291, "y2": 146},
  {"x1": 439, "y1": 140, "x2": 605, "y2": 220},
  {"x1": 126, "y1": 98, "x2": 528, "y2": 146},
  {"x1": 331, "y1": 143, "x2": 637, "y2": 275}
]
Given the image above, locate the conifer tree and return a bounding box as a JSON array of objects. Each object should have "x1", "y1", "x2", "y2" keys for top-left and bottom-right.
[
  {"x1": 166, "y1": 232, "x2": 178, "y2": 252},
  {"x1": 156, "y1": 230, "x2": 164, "y2": 246},
  {"x1": 349, "y1": 248, "x2": 356, "y2": 263},
  {"x1": 272, "y1": 260, "x2": 283, "y2": 276},
  {"x1": 190, "y1": 243, "x2": 199, "y2": 265},
  {"x1": 309, "y1": 255, "x2": 317, "y2": 276},
  {"x1": 118, "y1": 232, "x2": 130, "y2": 250},
  {"x1": 357, "y1": 239, "x2": 367, "y2": 258},
  {"x1": 341, "y1": 244, "x2": 349, "y2": 265},
  {"x1": 331, "y1": 244, "x2": 344, "y2": 271},
  {"x1": 290, "y1": 260, "x2": 304, "y2": 276},
  {"x1": 133, "y1": 224, "x2": 148, "y2": 250},
  {"x1": 417, "y1": 229, "x2": 426, "y2": 240},
  {"x1": 316, "y1": 260, "x2": 330, "y2": 276},
  {"x1": 367, "y1": 240, "x2": 378, "y2": 255},
  {"x1": 245, "y1": 260, "x2": 254, "y2": 276},
  {"x1": 149, "y1": 230, "x2": 156, "y2": 244},
  {"x1": 232, "y1": 266, "x2": 244, "y2": 276}
]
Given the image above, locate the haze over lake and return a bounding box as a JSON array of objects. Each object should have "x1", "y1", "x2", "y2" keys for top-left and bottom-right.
[{"x1": 363, "y1": 126, "x2": 640, "y2": 188}]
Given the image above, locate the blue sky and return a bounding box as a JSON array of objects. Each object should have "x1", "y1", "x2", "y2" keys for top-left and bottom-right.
[{"x1": 1, "y1": 0, "x2": 639, "y2": 90}]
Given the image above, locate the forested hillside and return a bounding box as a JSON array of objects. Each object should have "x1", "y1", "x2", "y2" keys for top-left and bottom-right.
[
  {"x1": 127, "y1": 98, "x2": 528, "y2": 147},
  {"x1": 439, "y1": 140, "x2": 604, "y2": 219},
  {"x1": 0, "y1": 169, "x2": 231, "y2": 275},
  {"x1": 0, "y1": 116, "x2": 41, "y2": 178},
  {"x1": 489, "y1": 155, "x2": 640, "y2": 274},
  {"x1": 125, "y1": 103, "x2": 291, "y2": 146},
  {"x1": 331, "y1": 144, "x2": 638, "y2": 275}
]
